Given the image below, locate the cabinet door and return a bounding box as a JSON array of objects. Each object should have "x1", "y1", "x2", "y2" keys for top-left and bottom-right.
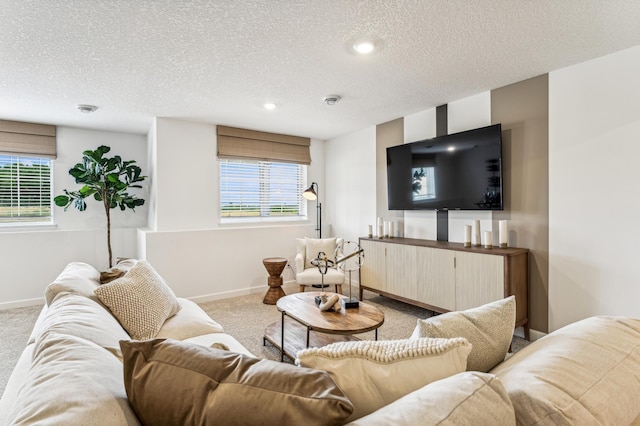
[
  {"x1": 455, "y1": 251, "x2": 504, "y2": 311},
  {"x1": 360, "y1": 240, "x2": 386, "y2": 292},
  {"x1": 386, "y1": 244, "x2": 417, "y2": 300},
  {"x1": 416, "y1": 247, "x2": 456, "y2": 311}
]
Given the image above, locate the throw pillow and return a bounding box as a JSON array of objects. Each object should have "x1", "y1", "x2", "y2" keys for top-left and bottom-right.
[
  {"x1": 305, "y1": 237, "x2": 337, "y2": 269},
  {"x1": 296, "y1": 337, "x2": 472, "y2": 422},
  {"x1": 43, "y1": 262, "x2": 101, "y2": 306},
  {"x1": 120, "y1": 339, "x2": 353, "y2": 425},
  {"x1": 412, "y1": 295, "x2": 516, "y2": 372},
  {"x1": 99, "y1": 258, "x2": 138, "y2": 284},
  {"x1": 94, "y1": 260, "x2": 181, "y2": 340}
]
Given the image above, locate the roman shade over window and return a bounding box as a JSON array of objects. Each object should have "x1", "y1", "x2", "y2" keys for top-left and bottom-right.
[
  {"x1": 0, "y1": 120, "x2": 57, "y2": 159},
  {"x1": 217, "y1": 125, "x2": 310, "y2": 165}
]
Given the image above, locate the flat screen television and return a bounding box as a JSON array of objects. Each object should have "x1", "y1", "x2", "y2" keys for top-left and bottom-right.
[{"x1": 387, "y1": 123, "x2": 503, "y2": 211}]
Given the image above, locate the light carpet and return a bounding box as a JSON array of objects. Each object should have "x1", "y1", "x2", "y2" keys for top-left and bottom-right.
[{"x1": 0, "y1": 283, "x2": 529, "y2": 396}]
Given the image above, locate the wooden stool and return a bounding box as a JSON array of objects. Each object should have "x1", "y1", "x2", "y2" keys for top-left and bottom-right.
[{"x1": 262, "y1": 257, "x2": 288, "y2": 304}]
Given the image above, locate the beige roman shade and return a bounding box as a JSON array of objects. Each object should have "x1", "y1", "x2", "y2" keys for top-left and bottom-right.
[
  {"x1": 0, "y1": 119, "x2": 57, "y2": 159},
  {"x1": 217, "y1": 125, "x2": 310, "y2": 165}
]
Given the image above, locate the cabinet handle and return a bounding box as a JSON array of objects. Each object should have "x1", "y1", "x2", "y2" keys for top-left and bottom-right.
[{"x1": 454, "y1": 257, "x2": 456, "y2": 268}]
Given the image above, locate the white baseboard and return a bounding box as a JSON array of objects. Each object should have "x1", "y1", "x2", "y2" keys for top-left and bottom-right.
[
  {"x1": 514, "y1": 326, "x2": 546, "y2": 341},
  {"x1": 187, "y1": 280, "x2": 299, "y2": 304},
  {"x1": 0, "y1": 297, "x2": 45, "y2": 311}
]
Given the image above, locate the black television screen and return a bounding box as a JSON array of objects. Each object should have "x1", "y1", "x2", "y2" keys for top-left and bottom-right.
[{"x1": 387, "y1": 124, "x2": 503, "y2": 211}]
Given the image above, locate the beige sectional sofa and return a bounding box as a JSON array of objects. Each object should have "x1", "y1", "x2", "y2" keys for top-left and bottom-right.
[{"x1": 2, "y1": 261, "x2": 640, "y2": 425}]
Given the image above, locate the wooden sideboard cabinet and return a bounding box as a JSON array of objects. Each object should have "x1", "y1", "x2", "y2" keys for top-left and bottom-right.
[{"x1": 359, "y1": 237, "x2": 529, "y2": 337}]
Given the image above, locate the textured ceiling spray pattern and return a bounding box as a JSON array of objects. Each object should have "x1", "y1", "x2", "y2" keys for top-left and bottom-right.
[{"x1": 0, "y1": 0, "x2": 639, "y2": 139}]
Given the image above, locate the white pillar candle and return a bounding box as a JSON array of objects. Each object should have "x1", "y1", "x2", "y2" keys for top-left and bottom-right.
[
  {"x1": 377, "y1": 217, "x2": 383, "y2": 228},
  {"x1": 378, "y1": 224, "x2": 383, "y2": 239},
  {"x1": 484, "y1": 230, "x2": 492, "y2": 249},
  {"x1": 383, "y1": 221, "x2": 389, "y2": 238},
  {"x1": 389, "y1": 221, "x2": 394, "y2": 238},
  {"x1": 368, "y1": 224, "x2": 373, "y2": 238},
  {"x1": 464, "y1": 225, "x2": 472, "y2": 247},
  {"x1": 499, "y1": 220, "x2": 508, "y2": 248},
  {"x1": 473, "y1": 220, "x2": 481, "y2": 246}
]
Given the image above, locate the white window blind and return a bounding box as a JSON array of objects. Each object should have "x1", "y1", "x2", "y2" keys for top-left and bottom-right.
[
  {"x1": 220, "y1": 159, "x2": 306, "y2": 220},
  {"x1": 0, "y1": 155, "x2": 53, "y2": 224}
]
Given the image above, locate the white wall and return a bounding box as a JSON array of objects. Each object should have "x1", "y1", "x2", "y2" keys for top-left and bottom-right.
[
  {"x1": 139, "y1": 118, "x2": 326, "y2": 300},
  {"x1": 142, "y1": 224, "x2": 314, "y2": 300},
  {"x1": 325, "y1": 126, "x2": 376, "y2": 244},
  {"x1": 549, "y1": 45, "x2": 640, "y2": 331},
  {"x1": 403, "y1": 93, "x2": 494, "y2": 242},
  {"x1": 0, "y1": 127, "x2": 147, "y2": 308}
]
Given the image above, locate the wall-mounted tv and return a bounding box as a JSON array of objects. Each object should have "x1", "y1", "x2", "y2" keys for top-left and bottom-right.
[{"x1": 387, "y1": 123, "x2": 503, "y2": 211}]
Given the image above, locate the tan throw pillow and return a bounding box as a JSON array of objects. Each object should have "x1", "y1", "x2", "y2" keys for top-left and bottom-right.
[
  {"x1": 305, "y1": 237, "x2": 337, "y2": 268},
  {"x1": 99, "y1": 258, "x2": 138, "y2": 284},
  {"x1": 94, "y1": 260, "x2": 181, "y2": 340},
  {"x1": 120, "y1": 339, "x2": 353, "y2": 425},
  {"x1": 412, "y1": 296, "x2": 516, "y2": 372},
  {"x1": 296, "y1": 337, "x2": 472, "y2": 422}
]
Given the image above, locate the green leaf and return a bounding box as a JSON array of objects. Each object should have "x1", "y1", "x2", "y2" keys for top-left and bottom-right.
[
  {"x1": 54, "y1": 195, "x2": 70, "y2": 207},
  {"x1": 106, "y1": 173, "x2": 119, "y2": 183}
]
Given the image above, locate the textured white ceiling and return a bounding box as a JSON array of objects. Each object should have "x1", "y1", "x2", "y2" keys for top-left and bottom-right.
[{"x1": 1, "y1": 1, "x2": 639, "y2": 140}]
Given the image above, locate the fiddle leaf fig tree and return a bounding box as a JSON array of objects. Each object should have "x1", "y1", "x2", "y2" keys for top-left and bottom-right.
[{"x1": 54, "y1": 145, "x2": 146, "y2": 268}]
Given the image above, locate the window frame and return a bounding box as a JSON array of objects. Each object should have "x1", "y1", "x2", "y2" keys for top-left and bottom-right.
[
  {"x1": 0, "y1": 154, "x2": 54, "y2": 227},
  {"x1": 218, "y1": 158, "x2": 308, "y2": 224}
]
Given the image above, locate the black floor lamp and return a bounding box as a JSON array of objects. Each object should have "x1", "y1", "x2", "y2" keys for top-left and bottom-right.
[{"x1": 302, "y1": 182, "x2": 322, "y2": 238}]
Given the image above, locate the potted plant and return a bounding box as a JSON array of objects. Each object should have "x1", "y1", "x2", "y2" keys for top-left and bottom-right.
[{"x1": 54, "y1": 145, "x2": 146, "y2": 267}]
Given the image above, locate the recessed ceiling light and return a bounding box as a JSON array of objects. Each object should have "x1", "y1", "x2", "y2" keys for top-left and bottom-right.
[
  {"x1": 353, "y1": 41, "x2": 375, "y2": 55},
  {"x1": 77, "y1": 104, "x2": 98, "y2": 114},
  {"x1": 263, "y1": 103, "x2": 277, "y2": 110}
]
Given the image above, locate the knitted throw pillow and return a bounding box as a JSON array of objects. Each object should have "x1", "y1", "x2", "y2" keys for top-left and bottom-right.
[{"x1": 95, "y1": 260, "x2": 181, "y2": 340}]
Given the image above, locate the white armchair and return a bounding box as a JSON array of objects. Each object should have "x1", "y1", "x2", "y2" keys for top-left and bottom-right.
[{"x1": 295, "y1": 237, "x2": 345, "y2": 294}]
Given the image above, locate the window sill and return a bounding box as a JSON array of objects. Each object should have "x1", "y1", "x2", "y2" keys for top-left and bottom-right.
[
  {"x1": 219, "y1": 216, "x2": 309, "y2": 227},
  {"x1": 0, "y1": 223, "x2": 58, "y2": 232}
]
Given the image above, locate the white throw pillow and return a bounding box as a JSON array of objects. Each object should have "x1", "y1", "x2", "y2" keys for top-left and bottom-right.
[
  {"x1": 94, "y1": 260, "x2": 181, "y2": 340},
  {"x1": 297, "y1": 337, "x2": 472, "y2": 422},
  {"x1": 412, "y1": 296, "x2": 515, "y2": 372},
  {"x1": 44, "y1": 262, "x2": 101, "y2": 306},
  {"x1": 304, "y1": 237, "x2": 337, "y2": 269}
]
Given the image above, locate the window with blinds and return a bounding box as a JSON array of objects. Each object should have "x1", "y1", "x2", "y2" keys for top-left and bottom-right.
[
  {"x1": 219, "y1": 159, "x2": 306, "y2": 220},
  {"x1": 0, "y1": 155, "x2": 53, "y2": 224}
]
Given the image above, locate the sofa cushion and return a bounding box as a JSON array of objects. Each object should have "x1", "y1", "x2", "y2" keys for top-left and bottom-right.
[
  {"x1": 156, "y1": 298, "x2": 224, "y2": 340},
  {"x1": 346, "y1": 371, "x2": 515, "y2": 426},
  {"x1": 304, "y1": 237, "x2": 337, "y2": 268},
  {"x1": 44, "y1": 262, "x2": 101, "y2": 306},
  {"x1": 36, "y1": 292, "x2": 131, "y2": 358},
  {"x1": 6, "y1": 333, "x2": 140, "y2": 426},
  {"x1": 412, "y1": 295, "x2": 515, "y2": 372},
  {"x1": 183, "y1": 333, "x2": 255, "y2": 357},
  {"x1": 296, "y1": 337, "x2": 472, "y2": 422},
  {"x1": 491, "y1": 316, "x2": 640, "y2": 426},
  {"x1": 95, "y1": 260, "x2": 181, "y2": 340},
  {"x1": 120, "y1": 338, "x2": 353, "y2": 425}
]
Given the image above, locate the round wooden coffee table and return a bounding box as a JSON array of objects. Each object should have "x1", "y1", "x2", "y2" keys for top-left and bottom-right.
[{"x1": 263, "y1": 291, "x2": 385, "y2": 361}]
